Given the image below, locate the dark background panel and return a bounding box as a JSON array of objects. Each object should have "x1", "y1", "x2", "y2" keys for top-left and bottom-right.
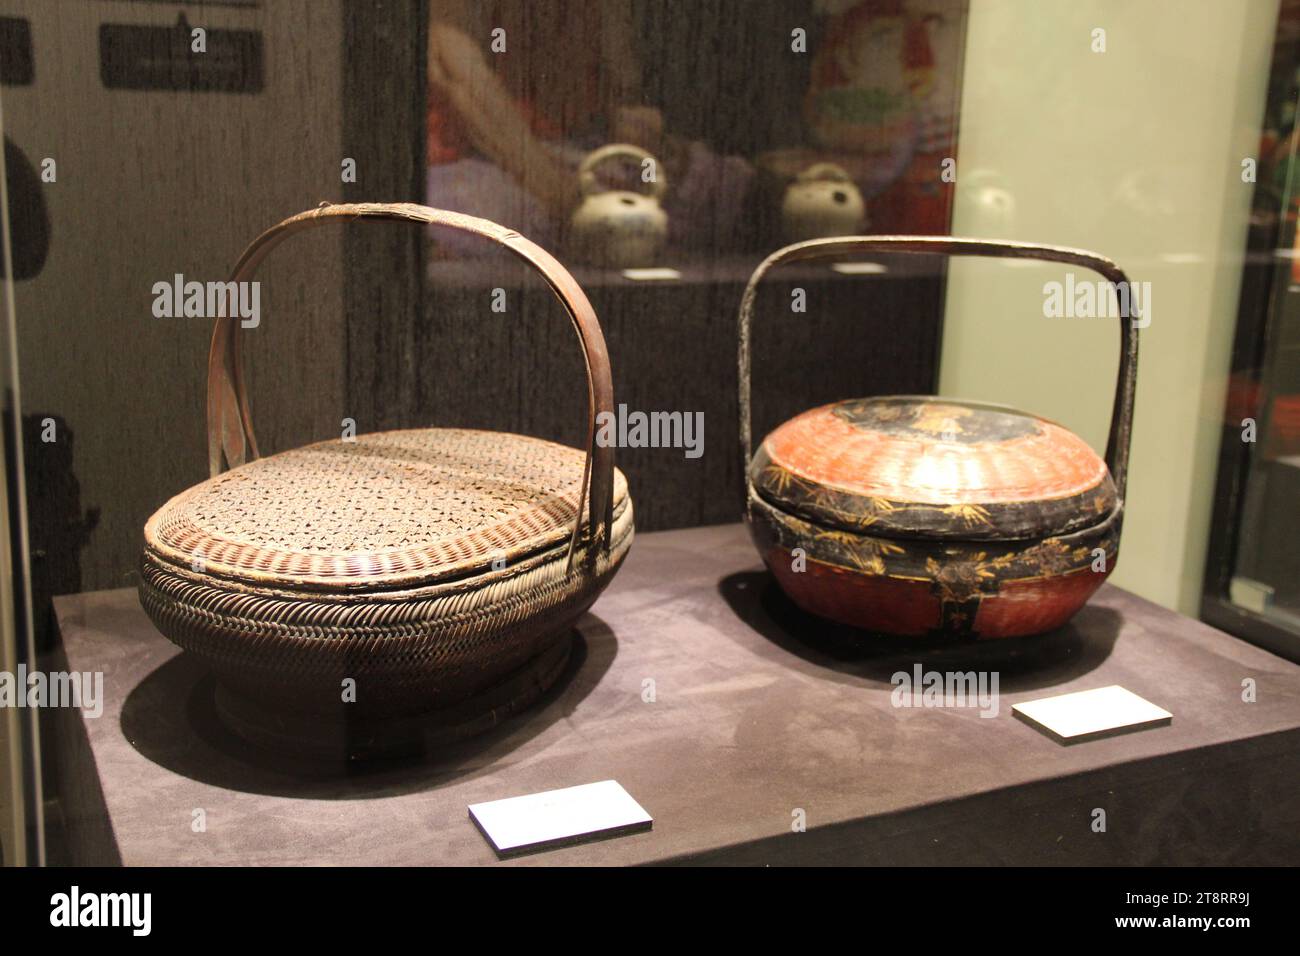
[
  {"x1": 7, "y1": 0, "x2": 350, "y2": 640},
  {"x1": 411, "y1": 257, "x2": 943, "y2": 531}
]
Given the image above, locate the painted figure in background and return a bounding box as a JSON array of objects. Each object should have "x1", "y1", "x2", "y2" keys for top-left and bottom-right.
[{"x1": 801, "y1": 0, "x2": 965, "y2": 234}]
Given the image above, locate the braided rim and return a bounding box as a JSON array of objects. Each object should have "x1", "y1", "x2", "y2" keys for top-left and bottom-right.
[
  {"x1": 141, "y1": 495, "x2": 634, "y2": 644},
  {"x1": 144, "y1": 450, "x2": 630, "y2": 594}
]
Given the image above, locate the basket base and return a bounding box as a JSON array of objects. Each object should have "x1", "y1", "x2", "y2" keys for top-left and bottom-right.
[{"x1": 212, "y1": 634, "x2": 574, "y2": 761}]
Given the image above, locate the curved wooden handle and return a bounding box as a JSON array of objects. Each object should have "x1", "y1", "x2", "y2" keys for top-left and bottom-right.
[
  {"x1": 738, "y1": 235, "x2": 1140, "y2": 508},
  {"x1": 578, "y1": 144, "x2": 667, "y2": 201},
  {"x1": 208, "y1": 202, "x2": 616, "y2": 568}
]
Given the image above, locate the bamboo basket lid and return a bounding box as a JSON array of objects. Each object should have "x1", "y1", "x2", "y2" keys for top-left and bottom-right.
[{"x1": 145, "y1": 427, "x2": 629, "y2": 592}]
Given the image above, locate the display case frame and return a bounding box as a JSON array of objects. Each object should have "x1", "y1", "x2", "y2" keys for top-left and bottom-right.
[{"x1": 1201, "y1": 27, "x2": 1300, "y2": 664}]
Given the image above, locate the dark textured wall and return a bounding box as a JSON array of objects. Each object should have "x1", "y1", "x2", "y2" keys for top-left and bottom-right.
[
  {"x1": 412, "y1": 258, "x2": 944, "y2": 533},
  {"x1": 4, "y1": 0, "x2": 348, "y2": 614}
]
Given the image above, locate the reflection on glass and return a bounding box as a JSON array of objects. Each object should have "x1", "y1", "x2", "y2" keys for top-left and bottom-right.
[{"x1": 424, "y1": 0, "x2": 968, "y2": 266}]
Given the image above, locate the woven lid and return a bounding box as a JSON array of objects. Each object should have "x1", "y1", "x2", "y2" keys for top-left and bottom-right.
[
  {"x1": 144, "y1": 428, "x2": 628, "y2": 591},
  {"x1": 750, "y1": 397, "x2": 1116, "y2": 541}
]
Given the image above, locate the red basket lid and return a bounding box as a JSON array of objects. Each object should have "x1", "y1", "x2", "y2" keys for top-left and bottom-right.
[{"x1": 750, "y1": 396, "x2": 1117, "y2": 541}]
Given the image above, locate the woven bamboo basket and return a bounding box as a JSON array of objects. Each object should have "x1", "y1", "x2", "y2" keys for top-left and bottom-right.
[
  {"x1": 739, "y1": 236, "x2": 1138, "y2": 640},
  {"x1": 139, "y1": 203, "x2": 633, "y2": 742}
]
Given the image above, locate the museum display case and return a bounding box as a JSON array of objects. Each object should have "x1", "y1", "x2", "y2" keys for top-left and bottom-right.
[{"x1": 0, "y1": 0, "x2": 1295, "y2": 894}]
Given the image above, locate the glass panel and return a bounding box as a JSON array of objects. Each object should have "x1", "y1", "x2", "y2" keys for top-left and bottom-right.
[
  {"x1": 0, "y1": 71, "x2": 43, "y2": 867},
  {"x1": 1225, "y1": 85, "x2": 1300, "y2": 633}
]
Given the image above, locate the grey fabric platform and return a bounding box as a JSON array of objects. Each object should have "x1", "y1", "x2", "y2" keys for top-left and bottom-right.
[{"x1": 49, "y1": 523, "x2": 1300, "y2": 866}]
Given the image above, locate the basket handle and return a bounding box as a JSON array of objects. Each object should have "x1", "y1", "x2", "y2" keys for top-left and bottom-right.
[
  {"x1": 738, "y1": 235, "x2": 1140, "y2": 509},
  {"x1": 208, "y1": 202, "x2": 616, "y2": 569}
]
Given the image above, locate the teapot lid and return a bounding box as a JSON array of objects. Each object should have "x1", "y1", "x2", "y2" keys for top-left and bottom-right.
[{"x1": 749, "y1": 396, "x2": 1117, "y2": 541}]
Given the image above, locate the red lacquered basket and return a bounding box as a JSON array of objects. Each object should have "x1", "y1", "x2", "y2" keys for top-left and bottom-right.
[{"x1": 739, "y1": 236, "x2": 1139, "y2": 640}]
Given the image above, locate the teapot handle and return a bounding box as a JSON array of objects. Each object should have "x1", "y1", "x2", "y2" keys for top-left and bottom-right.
[
  {"x1": 795, "y1": 163, "x2": 854, "y2": 185},
  {"x1": 578, "y1": 143, "x2": 667, "y2": 201},
  {"x1": 738, "y1": 235, "x2": 1139, "y2": 510}
]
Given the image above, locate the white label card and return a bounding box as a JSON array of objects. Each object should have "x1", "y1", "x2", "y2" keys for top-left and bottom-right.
[
  {"x1": 468, "y1": 780, "x2": 652, "y2": 857},
  {"x1": 1012, "y1": 685, "x2": 1172, "y2": 744},
  {"x1": 621, "y1": 267, "x2": 682, "y2": 281}
]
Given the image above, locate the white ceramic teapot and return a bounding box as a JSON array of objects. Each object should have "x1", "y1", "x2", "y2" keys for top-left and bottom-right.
[
  {"x1": 780, "y1": 163, "x2": 865, "y2": 243},
  {"x1": 570, "y1": 144, "x2": 668, "y2": 269}
]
